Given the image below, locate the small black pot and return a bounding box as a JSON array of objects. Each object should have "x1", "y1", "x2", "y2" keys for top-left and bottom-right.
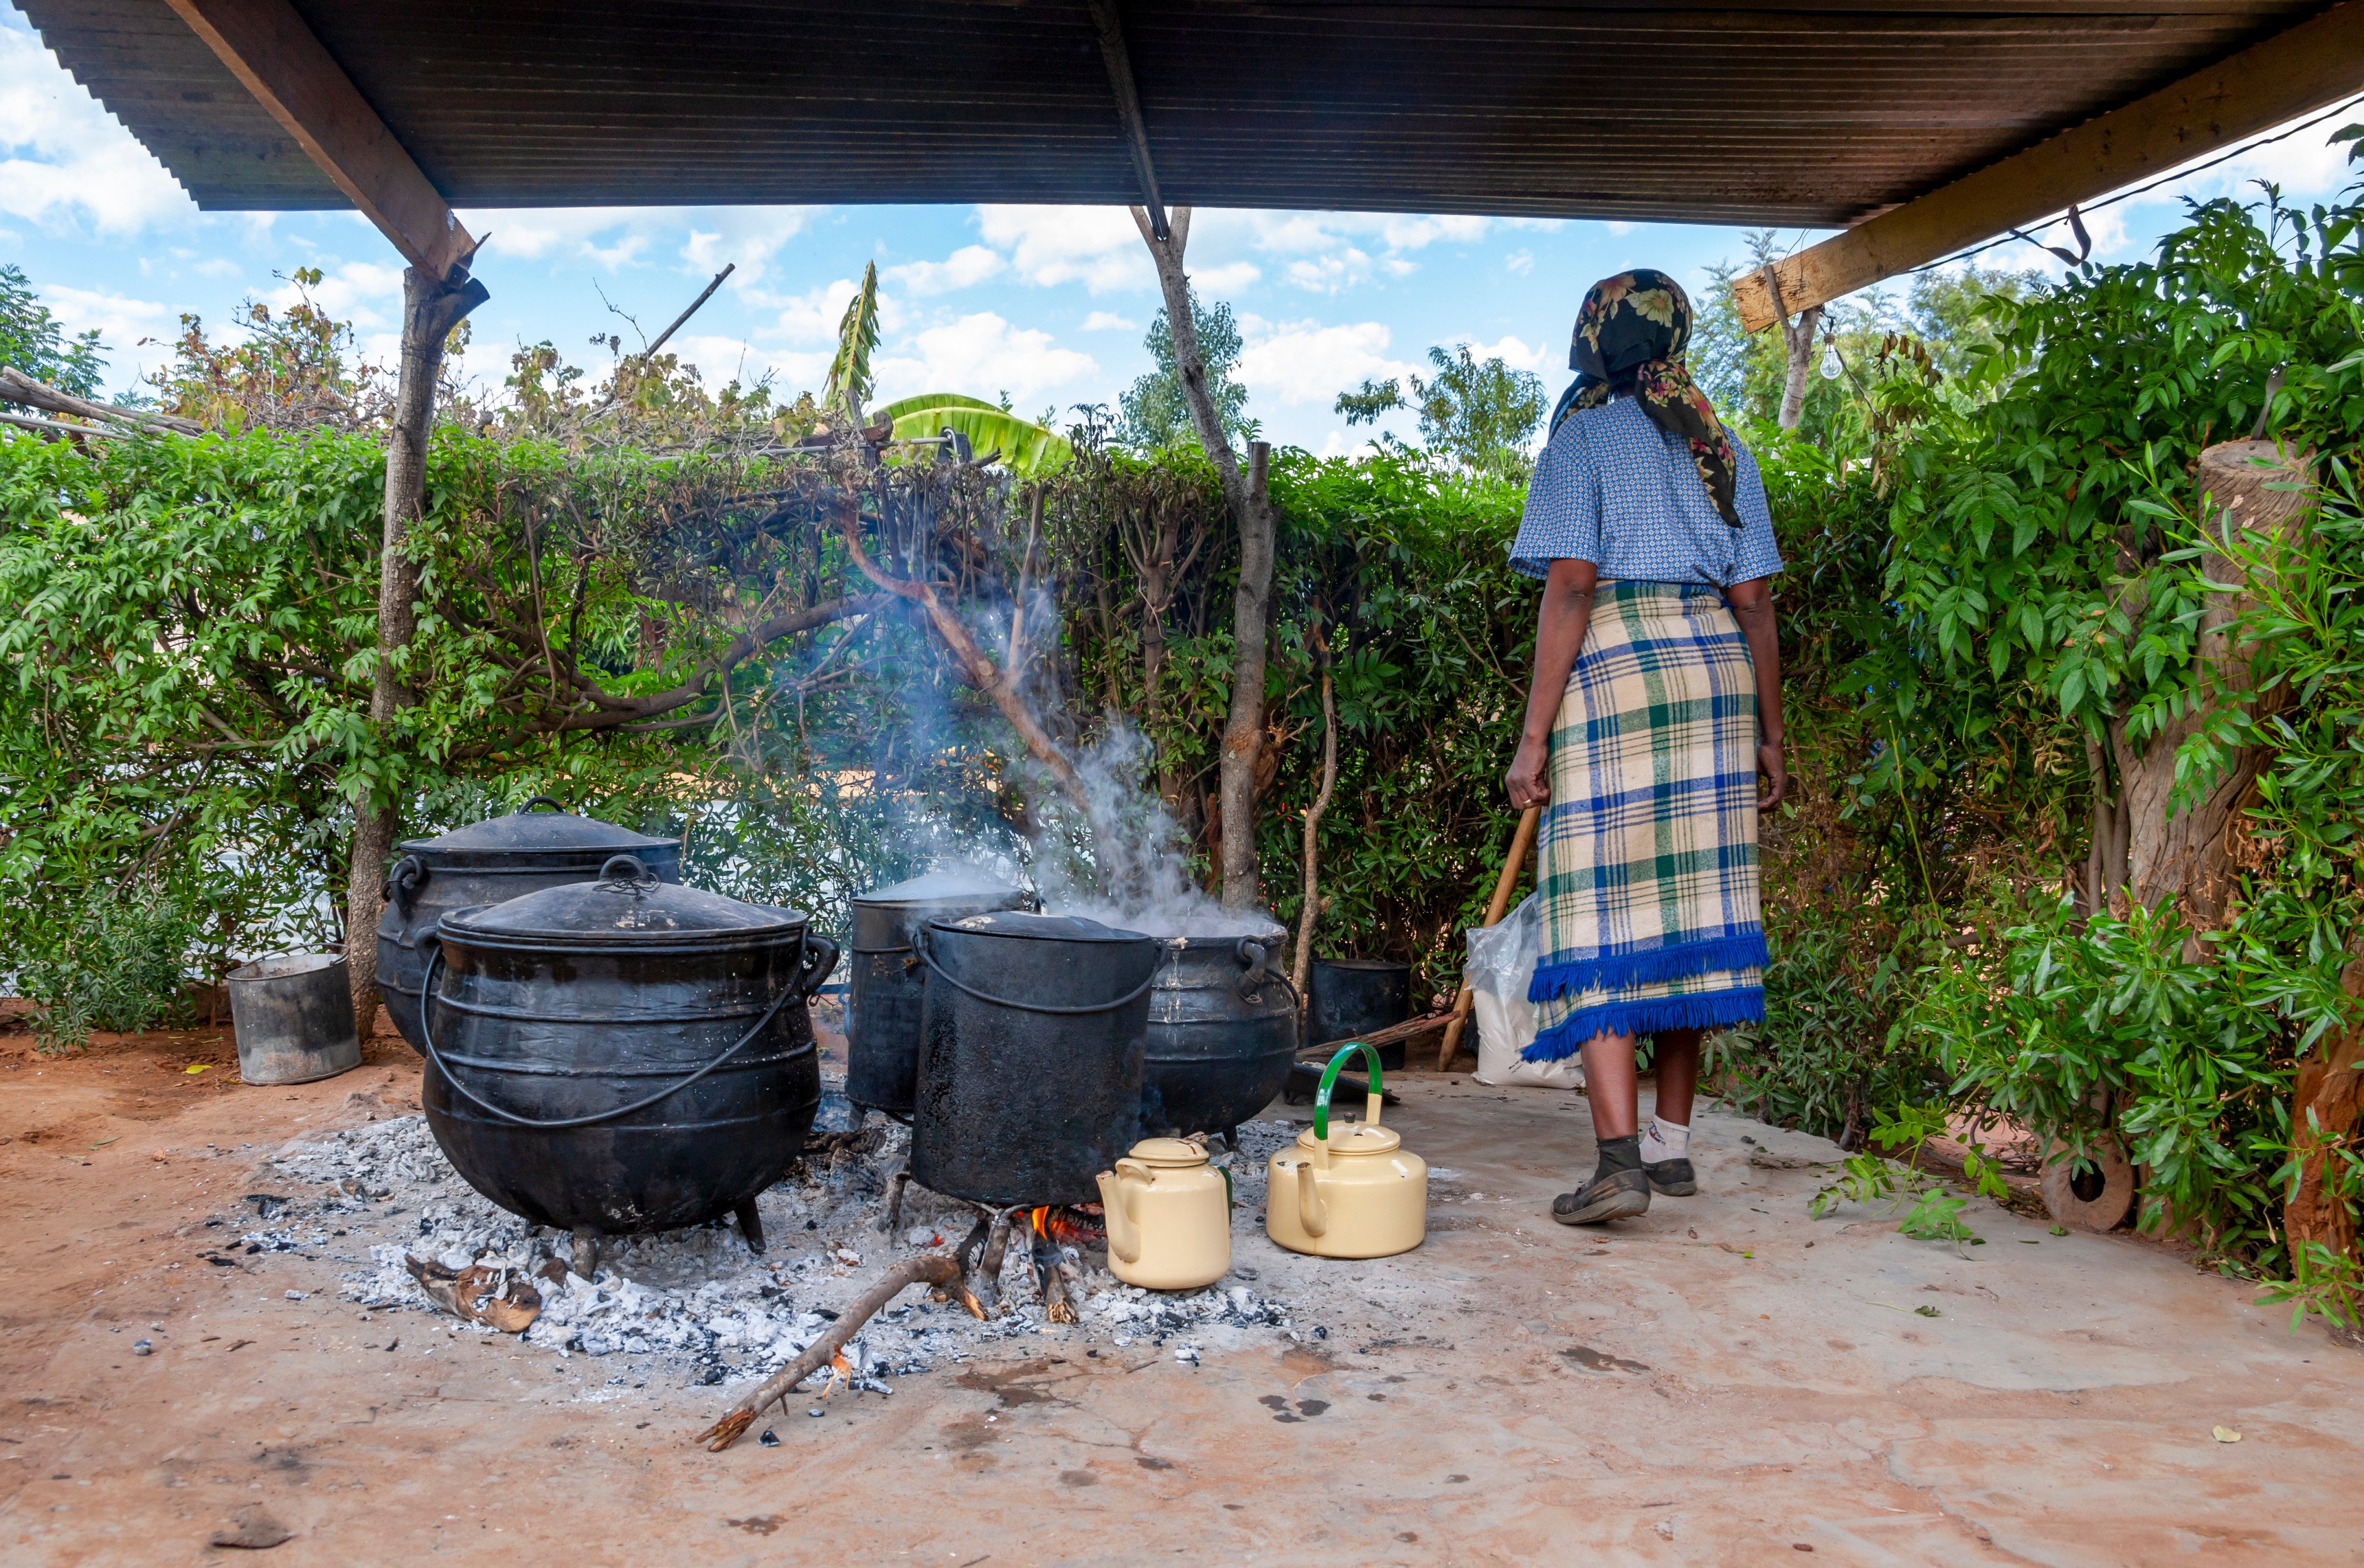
[
  {"x1": 1309, "y1": 957, "x2": 1414, "y2": 1069},
  {"x1": 1142, "y1": 934, "x2": 1298, "y2": 1140},
  {"x1": 845, "y1": 871, "x2": 1029, "y2": 1117},
  {"x1": 422, "y1": 855, "x2": 835, "y2": 1241},
  {"x1": 910, "y1": 912, "x2": 1155, "y2": 1207},
  {"x1": 376, "y1": 797, "x2": 680, "y2": 1053}
]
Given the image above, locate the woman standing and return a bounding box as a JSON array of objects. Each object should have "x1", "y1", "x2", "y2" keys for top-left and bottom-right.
[{"x1": 1504, "y1": 269, "x2": 1786, "y2": 1225}]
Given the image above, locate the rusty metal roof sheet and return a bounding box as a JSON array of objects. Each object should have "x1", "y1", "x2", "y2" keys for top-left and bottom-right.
[{"x1": 14, "y1": 0, "x2": 2339, "y2": 225}]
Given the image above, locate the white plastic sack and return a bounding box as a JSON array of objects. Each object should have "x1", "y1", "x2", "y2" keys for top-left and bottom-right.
[{"x1": 1465, "y1": 892, "x2": 1584, "y2": 1090}]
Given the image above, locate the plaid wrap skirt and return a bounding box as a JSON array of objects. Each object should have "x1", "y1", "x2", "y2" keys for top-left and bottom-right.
[{"x1": 1522, "y1": 580, "x2": 1768, "y2": 1061}]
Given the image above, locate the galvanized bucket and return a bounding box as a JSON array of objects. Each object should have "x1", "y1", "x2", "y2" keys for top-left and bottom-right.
[{"x1": 227, "y1": 953, "x2": 363, "y2": 1086}]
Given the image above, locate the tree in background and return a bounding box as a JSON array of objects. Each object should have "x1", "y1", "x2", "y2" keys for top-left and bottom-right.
[
  {"x1": 145, "y1": 266, "x2": 383, "y2": 431},
  {"x1": 1335, "y1": 343, "x2": 1547, "y2": 477},
  {"x1": 1119, "y1": 290, "x2": 1254, "y2": 452},
  {"x1": 0, "y1": 263, "x2": 106, "y2": 398}
]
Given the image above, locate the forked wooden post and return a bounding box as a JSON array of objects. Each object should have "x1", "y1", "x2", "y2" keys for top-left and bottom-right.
[{"x1": 1437, "y1": 804, "x2": 1540, "y2": 1069}]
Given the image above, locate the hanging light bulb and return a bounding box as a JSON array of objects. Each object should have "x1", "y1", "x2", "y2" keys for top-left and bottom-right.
[{"x1": 1819, "y1": 342, "x2": 1842, "y2": 381}]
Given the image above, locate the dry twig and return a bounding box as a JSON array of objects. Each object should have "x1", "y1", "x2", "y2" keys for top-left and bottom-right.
[{"x1": 693, "y1": 1255, "x2": 982, "y2": 1451}]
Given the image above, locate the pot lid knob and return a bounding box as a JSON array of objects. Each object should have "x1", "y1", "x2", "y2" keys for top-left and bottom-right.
[{"x1": 596, "y1": 854, "x2": 662, "y2": 896}]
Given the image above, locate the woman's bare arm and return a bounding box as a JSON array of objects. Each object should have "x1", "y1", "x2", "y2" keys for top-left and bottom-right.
[
  {"x1": 1505, "y1": 559, "x2": 1599, "y2": 810},
  {"x1": 1722, "y1": 575, "x2": 1787, "y2": 810}
]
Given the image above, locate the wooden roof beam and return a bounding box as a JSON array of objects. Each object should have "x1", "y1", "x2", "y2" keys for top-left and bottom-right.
[
  {"x1": 1734, "y1": 1, "x2": 2364, "y2": 332},
  {"x1": 1086, "y1": 0, "x2": 1170, "y2": 241},
  {"x1": 161, "y1": 0, "x2": 477, "y2": 279}
]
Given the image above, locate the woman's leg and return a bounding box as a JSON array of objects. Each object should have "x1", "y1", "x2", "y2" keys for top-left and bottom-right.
[
  {"x1": 1554, "y1": 1028, "x2": 1652, "y2": 1225},
  {"x1": 1579, "y1": 1030, "x2": 1641, "y2": 1138},
  {"x1": 1649, "y1": 1027, "x2": 1701, "y2": 1125}
]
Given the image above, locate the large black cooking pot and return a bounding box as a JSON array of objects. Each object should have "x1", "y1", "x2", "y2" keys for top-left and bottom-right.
[
  {"x1": 911, "y1": 912, "x2": 1156, "y2": 1207},
  {"x1": 376, "y1": 797, "x2": 681, "y2": 1053},
  {"x1": 1310, "y1": 957, "x2": 1415, "y2": 1069},
  {"x1": 846, "y1": 871, "x2": 1029, "y2": 1117},
  {"x1": 419, "y1": 854, "x2": 835, "y2": 1249},
  {"x1": 1143, "y1": 933, "x2": 1299, "y2": 1141}
]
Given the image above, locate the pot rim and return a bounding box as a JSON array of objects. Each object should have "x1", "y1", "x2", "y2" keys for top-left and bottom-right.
[{"x1": 435, "y1": 900, "x2": 809, "y2": 955}]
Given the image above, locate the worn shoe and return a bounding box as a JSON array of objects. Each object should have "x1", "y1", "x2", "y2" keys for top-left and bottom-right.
[
  {"x1": 1644, "y1": 1158, "x2": 1697, "y2": 1196},
  {"x1": 1552, "y1": 1166, "x2": 1651, "y2": 1225}
]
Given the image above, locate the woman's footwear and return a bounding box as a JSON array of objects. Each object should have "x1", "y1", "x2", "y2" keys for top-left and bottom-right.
[
  {"x1": 1644, "y1": 1158, "x2": 1697, "y2": 1196},
  {"x1": 1552, "y1": 1167, "x2": 1651, "y2": 1223}
]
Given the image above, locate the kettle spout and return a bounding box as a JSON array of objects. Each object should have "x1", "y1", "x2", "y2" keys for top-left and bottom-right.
[
  {"x1": 1294, "y1": 1159, "x2": 1329, "y2": 1238},
  {"x1": 1096, "y1": 1168, "x2": 1142, "y2": 1264}
]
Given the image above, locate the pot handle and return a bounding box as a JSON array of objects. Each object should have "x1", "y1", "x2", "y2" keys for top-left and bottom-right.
[
  {"x1": 596, "y1": 854, "x2": 661, "y2": 893},
  {"x1": 414, "y1": 940, "x2": 796, "y2": 1131},
  {"x1": 522, "y1": 795, "x2": 568, "y2": 813},
  {"x1": 1233, "y1": 937, "x2": 1300, "y2": 1009},
  {"x1": 383, "y1": 854, "x2": 427, "y2": 917},
  {"x1": 914, "y1": 926, "x2": 1157, "y2": 1015},
  {"x1": 794, "y1": 934, "x2": 841, "y2": 999},
  {"x1": 1311, "y1": 1039, "x2": 1386, "y2": 1148}
]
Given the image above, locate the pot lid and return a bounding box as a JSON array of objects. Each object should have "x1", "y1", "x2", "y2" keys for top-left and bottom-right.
[
  {"x1": 1296, "y1": 1122, "x2": 1403, "y2": 1156},
  {"x1": 930, "y1": 911, "x2": 1146, "y2": 944},
  {"x1": 440, "y1": 855, "x2": 804, "y2": 946},
  {"x1": 1126, "y1": 1137, "x2": 1209, "y2": 1168},
  {"x1": 856, "y1": 869, "x2": 1023, "y2": 907},
  {"x1": 401, "y1": 796, "x2": 678, "y2": 860}
]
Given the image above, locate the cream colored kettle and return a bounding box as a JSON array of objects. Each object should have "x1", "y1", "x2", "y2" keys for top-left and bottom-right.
[
  {"x1": 1265, "y1": 1042, "x2": 1427, "y2": 1259},
  {"x1": 1096, "y1": 1137, "x2": 1231, "y2": 1290}
]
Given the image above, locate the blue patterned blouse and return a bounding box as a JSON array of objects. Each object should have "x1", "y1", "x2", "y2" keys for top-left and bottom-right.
[{"x1": 1510, "y1": 395, "x2": 1783, "y2": 587}]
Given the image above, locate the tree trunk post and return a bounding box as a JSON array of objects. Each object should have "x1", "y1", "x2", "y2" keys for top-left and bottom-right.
[
  {"x1": 2117, "y1": 441, "x2": 2313, "y2": 946},
  {"x1": 343, "y1": 262, "x2": 487, "y2": 1038},
  {"x1": 1129, "y1": 204, "x2": 1278, "y2": 911},
  {"x1": 1777, "y1": 304, "x2": 1823, "y2": 431}
]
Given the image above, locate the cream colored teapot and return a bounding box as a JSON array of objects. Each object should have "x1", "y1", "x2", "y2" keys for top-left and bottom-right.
[
  {"x1": 1265, "y1": 1042, "x2": 1427, "y2": 1258},
  {"x1": 1096, "y1": 1136, "x2": 1231, "y2": 1290}
]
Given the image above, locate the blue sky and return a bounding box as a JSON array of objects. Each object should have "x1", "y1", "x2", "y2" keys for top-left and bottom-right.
[{"x1": 5, "y1": 8, "x2": 2358, "y2": 453}]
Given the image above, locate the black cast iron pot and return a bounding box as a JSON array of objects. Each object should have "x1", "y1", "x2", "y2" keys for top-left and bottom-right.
[
  {"x1": 419, "y1": 854, "x2": 835, "y2": 1251},
  {"x1": 1142, "y1": 933, "x2": 1299, "y2": 1142},
  {"x1": 1309, "y1": 957, "x2": 1415, "y2": 1069},
  {"x1": 845, "y1": 871, "x2": 1030, "y2": 1118},
  {"x1": 376, "y1": 797, "x2": 681, "y2": 1053},
  {"x1": 910, "y1": 912, "x2": 1156, "y2": 1207}
]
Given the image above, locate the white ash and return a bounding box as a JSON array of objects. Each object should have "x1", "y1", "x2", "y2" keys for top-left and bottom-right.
[{"x1": 241, "y1": 1102, "x2": 1316, "y2": 1391}]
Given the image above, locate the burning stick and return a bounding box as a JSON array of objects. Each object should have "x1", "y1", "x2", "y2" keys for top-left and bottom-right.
[
  {"x1": 693, "y1": 1255, "x2": 983, "y2": 1452},
  {"x1": 970, "y1": 1205, "x2": 1024, "y2": 1314},
  {"x1": 879, "y1": 1167, "x2": 912, "y2": 1237},
  {"x1": 1028, "y1": 1218, "x2": 1078, "y2": 1325}
]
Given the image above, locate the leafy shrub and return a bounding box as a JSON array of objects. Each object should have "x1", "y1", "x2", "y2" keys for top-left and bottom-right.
[{"x1": 17, "y1": 884, "x2": 203, "y2": 1051}]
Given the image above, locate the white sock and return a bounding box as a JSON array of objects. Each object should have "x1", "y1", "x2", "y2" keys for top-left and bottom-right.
[{"x1": 1640, "y1": 1116, "x2": 1690, "y2": 1164}]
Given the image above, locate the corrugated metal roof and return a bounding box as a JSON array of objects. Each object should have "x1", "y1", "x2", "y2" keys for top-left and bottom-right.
[{"x1": 15, "y1": 0, "x2": 2336, "y2": 224}]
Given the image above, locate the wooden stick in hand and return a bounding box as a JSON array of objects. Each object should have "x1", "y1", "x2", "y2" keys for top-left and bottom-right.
[
  {"x1": 693, "y1": 1254, "x2": 983, "y2": 1451},
  {"x1": 1439, "y1": 804, "x2": 1540, "y2": 1069}
]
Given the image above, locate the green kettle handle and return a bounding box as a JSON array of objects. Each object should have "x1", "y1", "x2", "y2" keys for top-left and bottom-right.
[{"x1": 1311, "y1": 1039, "x2": 1385, "y2": 1149}]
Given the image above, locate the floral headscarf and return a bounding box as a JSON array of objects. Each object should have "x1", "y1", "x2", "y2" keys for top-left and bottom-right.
[{"x1": 1549, "y1": 270, "x2": 1742, "y2": 530}]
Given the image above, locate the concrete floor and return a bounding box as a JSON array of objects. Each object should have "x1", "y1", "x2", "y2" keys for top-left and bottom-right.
[{"x1": 5, "y1": 1027, "x2": 2361, "y2": 1565}]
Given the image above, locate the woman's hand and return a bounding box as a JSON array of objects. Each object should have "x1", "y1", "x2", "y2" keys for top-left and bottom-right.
[
  {"x1": 1506, "y1": 734, "x2": 1551, "y2": 810},
  {"x1": 1756, "y1": 739, "x2": 1788, "y2": 811}
]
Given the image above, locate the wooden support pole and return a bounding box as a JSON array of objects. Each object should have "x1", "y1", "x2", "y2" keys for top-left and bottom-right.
[
  {"x1": 1437, "y1": 804, "x2": 1540, "y2": 1070},
  {"x1": 1086, "y1": 0, "x2": 1169, "y2": 240},
  {"x1": 1734, "y1": 1, "x2": 2364, "y2": 331},
  {"x1": 163, "y1": 0, "x2": 477, "y2": 278}
]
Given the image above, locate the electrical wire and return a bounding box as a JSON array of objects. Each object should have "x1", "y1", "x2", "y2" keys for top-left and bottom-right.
[{"x1": 1909, "y1": 91, "x2": 2364, "y2": 275}]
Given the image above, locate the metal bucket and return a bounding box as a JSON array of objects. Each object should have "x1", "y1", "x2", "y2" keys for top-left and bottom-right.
[
  {"x1": 911, "y1": 912, "x2": 1156, "y2": 1207},
  {"x1": 1310, "y1": 957, "x2": 1414, "y2": 1068},
  {"x1": 846, "y1": 871, "x2": 1029, "y2": 1117},
  {"x1": 1143, "y1": 934, "x2": 1298, "y2": 1141},
  {"x1": 227, "y1": 953, "x2": 362, "y2": 1086}
]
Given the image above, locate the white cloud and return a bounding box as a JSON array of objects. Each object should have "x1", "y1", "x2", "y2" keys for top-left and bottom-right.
[
  {"x1": 679, "y1": 208, "x2": 817, "y2": 289},
  {"x1": 871, "y1": 313, "x2": 1095, "y2": 406},
  {"x1": 762, "y1": 278, "x2": 865, "y2": 345},
  {"x1": 975, "y1": 206, "x2": 1151, "y2": 293},
  {"x1": 1081, "y1": 310, "x2": 1138, "y2": 332},
  {"x1": 1235, "y1": 316, "x2": 1414, "y2": 407},
  {"x1": 456, "y1": 207, "x2": 632, "y2": 263},
  {"x1": 887, "y1": 244, "x2": 1006, "y2": 295},
  {"x1": 1505, "y1": 249, "x2": 1535, "y2": 276},
  {"x1": 1465, "y1": 334, "x2": 1555, "y2": 376},
  {"x1": 0, "y1": 19, "x2": 192, "y2": 235},
  {"x1": 37, "y1": 283, "x2": 172, "y2": 353},
  {"x1": 1606, "y1": 220, "x2": 1637, "y2": 238},
  {"x1": 1285, "y1": 248, "x2": 1377, "y2": 295},
  {"x1": 1194, "y1": 260, "x2": 1261, "y2": 293}
]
